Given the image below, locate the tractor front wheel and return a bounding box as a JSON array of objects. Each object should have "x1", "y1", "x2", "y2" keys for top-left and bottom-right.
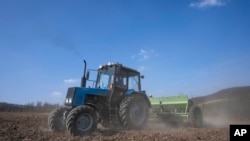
[
  {"x1": 48, "y1": 107, "x2": 67, "y2": 132},
  {"x1": 119, "y1": 95, "x2": 149, "y2": 129},
  {"x1": 66, "y1": 105, "x2": 97, "y2": 136}
]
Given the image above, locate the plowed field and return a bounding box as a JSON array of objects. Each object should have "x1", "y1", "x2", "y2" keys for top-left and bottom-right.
[{"x1": 0, "y1": 112, "x2": 229, "y2": 141}]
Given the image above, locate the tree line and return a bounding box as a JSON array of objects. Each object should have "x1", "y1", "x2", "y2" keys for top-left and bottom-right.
[{"x1": 0, "y1": 101, "x2": 61, "y2": 113}]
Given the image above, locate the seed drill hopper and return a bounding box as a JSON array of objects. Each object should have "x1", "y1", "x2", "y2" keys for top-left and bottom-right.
[{"x1": 149, "y1": 95, "x2": 203, "y2": 127}]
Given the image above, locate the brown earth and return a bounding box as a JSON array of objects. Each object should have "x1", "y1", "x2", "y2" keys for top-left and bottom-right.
[{"x1": 0, "y1": 112, "x2": 229, "y2": 141}]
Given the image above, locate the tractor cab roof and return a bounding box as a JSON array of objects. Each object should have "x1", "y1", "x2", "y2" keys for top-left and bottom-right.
[{"x1": 99, "y1": 63, "x2": 140, "y2": 74}]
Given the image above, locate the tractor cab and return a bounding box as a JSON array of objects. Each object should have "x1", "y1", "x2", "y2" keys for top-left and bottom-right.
[
  {"x1": 93, "y1": 63, "x2": 144, "y2": 105},
  {"x1": 95, "y1": 63, "x2": 143, "y2": 92}
]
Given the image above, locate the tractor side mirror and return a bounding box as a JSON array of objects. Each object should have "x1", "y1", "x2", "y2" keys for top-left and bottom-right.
[{"x1": 140, "y1": 75, "x2": 144, "y2": 79}]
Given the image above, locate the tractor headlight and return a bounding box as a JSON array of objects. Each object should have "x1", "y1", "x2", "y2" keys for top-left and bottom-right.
[{"x1": 65, "y1": 98, "x2": 72, "y2": 103}]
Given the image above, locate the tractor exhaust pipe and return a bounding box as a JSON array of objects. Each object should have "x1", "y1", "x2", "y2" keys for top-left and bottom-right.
[{"x1": 81, "y1": 60, "x2": 87, "y2": 87}]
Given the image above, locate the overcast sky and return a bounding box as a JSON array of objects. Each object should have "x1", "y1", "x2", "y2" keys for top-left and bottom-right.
[{"x1": 0, "y1": 0, "x2": 250, "y2": 104}]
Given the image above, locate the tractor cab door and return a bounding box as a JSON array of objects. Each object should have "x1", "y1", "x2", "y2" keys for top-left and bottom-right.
[
  {"x1": 108, "y1": 69, "x2": 128, "y2": 103},
  {"x1": 106, "y1": 68, "x2": 127, "y2": 121}
]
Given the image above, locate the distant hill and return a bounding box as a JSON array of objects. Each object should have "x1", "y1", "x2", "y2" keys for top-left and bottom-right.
[
  {"x1": 191, "y1": 86, "x2": 250, "y2": 105},
  {"x1": 191, "y1": 86, "x2": 250, "y2": 126}
]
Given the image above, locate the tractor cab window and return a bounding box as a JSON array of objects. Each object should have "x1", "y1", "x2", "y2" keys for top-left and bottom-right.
[
  {"x1": 116, "y1": 70, "x2": 127, "y2": 89},
  {"x1": 128, "y1": 72, "x2": 140, "y2": 91},
  {"x1": 96, "y1": 67, "x2": 115, "y2": 89}
]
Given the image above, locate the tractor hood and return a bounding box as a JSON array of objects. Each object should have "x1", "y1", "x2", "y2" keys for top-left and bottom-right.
[{"x1": 64, "y1": 87, "x2": 109, "y2": 107}]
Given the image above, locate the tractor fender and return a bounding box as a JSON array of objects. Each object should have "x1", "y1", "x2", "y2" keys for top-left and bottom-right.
[
  {"x1": 127, "y1": 91, "x2": 151, "y2": 108},
  {"x1": 80, "y1": 103, "x2": 101, "y2": 123}
]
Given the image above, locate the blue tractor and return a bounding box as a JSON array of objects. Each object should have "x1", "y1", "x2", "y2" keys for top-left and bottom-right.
[{"x1": 48, "y1": 60, "x2": 151, "y2": 136}]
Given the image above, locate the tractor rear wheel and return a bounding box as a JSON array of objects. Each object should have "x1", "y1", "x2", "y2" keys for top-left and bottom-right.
[
  {"x1": 48, "y1": 107, "x2": 67, "y2": 132},
  {"x1": 119, "y1": 95, "x2": 149, "y2": 129},
  {"x1": 189, "y1": 105, "x2": 203, "y2": 127},
  {"x1": 66, "y1": 105, "x2": 97, "y2": 136}
]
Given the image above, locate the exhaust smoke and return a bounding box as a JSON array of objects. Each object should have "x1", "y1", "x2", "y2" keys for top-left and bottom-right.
[
  {"x1": 51, "y1": 35, "x2": 83, "y2": 59},
  {"x1": 36, "y1": 29, "x2": 82, "y2": 59},
  {"x1": 34, "y1": 24, "x2": 83, "y2": 59}
]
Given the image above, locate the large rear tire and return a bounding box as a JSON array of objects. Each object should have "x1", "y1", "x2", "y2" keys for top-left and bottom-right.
[
  {"x1": 119, "y1": 95, "x2": 149, "y2": 129},
  {"x1": 189, "y1": 105, "x2": 203, "y2": 127},
  {"x1": 48, "y1": 107, "x2": 67, "y2": 132},
  {"x1": 66, "y1": 105, "x2": 97, "y2": 136}
]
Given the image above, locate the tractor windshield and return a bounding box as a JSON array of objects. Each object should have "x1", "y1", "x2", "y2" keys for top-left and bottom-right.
[
  {"x1": 96, "y1": 67, "x2": 115, "y2": 89},
  {"x1": 128, "y1": 71, "x2": 140, "y2": 91}
]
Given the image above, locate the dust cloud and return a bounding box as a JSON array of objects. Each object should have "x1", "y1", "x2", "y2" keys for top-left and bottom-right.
[{"x1": 200, "y1": 99, "x2": 250, "y2": 127}]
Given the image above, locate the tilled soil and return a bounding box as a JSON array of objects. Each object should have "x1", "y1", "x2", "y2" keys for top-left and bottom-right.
[{"x1": 0, "y1": 112, "x2": 229, "y2": 141}]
